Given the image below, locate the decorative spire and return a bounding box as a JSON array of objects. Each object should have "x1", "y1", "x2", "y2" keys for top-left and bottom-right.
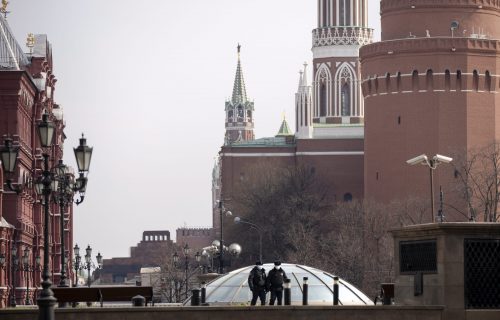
[
  {"x1": 302, "y1": 62, "x2": 308, "y2": 86},
  {"x1": 26, "y1": 33, "x2": 35, "y2": 54},
  {"x1": 276, "y1": 115, "x2": 293, "y2": 137},
  {"x1": 231, "y1": 43, "x2": 248, "y2": 104}
]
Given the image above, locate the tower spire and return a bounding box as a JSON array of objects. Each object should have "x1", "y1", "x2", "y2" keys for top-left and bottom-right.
[{"x1": 232, "y1": 43, "x2": 247, "y2": 104}]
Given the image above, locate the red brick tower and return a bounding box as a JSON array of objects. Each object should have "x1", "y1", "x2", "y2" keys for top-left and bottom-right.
[
  {"x1": 224, "y1": 45, "x2": 255, "y2": 145},
  {"x1": 361, "y1": 0, "x2": 500, "y2": 220}
]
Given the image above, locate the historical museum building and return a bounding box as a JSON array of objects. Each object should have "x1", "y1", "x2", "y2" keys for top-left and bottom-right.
[
  {"x1": 214, "y1": 0, "x2": 372, "y2": 225},
  {"x1": 0, "y1": 13, "x2": 73, "y2": 307},
  {"x1": 360, "y1": 0, "x2": 500, "y2": 221}
]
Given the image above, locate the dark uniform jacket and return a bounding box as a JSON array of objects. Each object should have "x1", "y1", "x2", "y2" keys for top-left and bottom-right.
[
  {"x1": 248, "y1": 267, "x2": 267, "y2": 291},
  {"x1": 266, "y1": 268, "x2": 288, "y2": 291}
]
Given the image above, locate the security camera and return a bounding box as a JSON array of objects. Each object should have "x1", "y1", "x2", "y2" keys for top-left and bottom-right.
[
  {"x1": 234, "y1": 216, "x2": 241, "y2": 223},
  {"x1": 225, "y1": 210, "x2": 233, "y2": 217},
  {"x1": 433, "y1": 154, "x2": 453, "y2": 164},
  {"x1": 406, "y1": 154, "x2": 429, "y2": 166},
  {"x1": 451, "y1": 21, "x2": 459, "y2": 30}
]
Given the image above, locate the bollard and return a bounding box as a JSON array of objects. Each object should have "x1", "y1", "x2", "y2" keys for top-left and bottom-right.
[
  {"x1": 284, "y1": 279, "x2": 291, "y2": 306},
  {"x1": 132, "y1": 295, "x2": 146, "y2": 307},
  {"x1": 191, "y1": 289, "x2": 201, "y2": 306},
  {"x1": 333, "y1": 276, "x2": 339, "y2": 306},
  {"x1": 302, "y1": 277, "x2": 309, "y2": 306},
  {"x1": 201, "y1": 282, "x2": 207, "y2": 304}
]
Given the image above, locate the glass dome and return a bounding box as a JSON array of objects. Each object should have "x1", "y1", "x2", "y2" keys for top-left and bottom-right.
[{"x1": 198, "y1": 263, "x2": 373, "y2": 306}]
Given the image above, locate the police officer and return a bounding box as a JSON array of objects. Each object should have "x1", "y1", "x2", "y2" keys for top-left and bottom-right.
[
  {"x1": 248, "y1": 261, "x2": 267, "y2": 305},
  {"x1": 266, "y1": 261, "x2": 288, "y2": 305}
]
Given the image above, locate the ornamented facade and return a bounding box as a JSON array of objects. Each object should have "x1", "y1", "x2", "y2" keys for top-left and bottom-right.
[{"x1": 0, "y1": 14, "x2": 72, "y2": 307}]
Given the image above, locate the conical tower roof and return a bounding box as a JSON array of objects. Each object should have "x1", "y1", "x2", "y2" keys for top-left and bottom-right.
[
  {"x1": 276, "y1": 117, "x2": 293, "y2": 137},
  {"x1": 231, "y1": 44, "x2": 248, "y2": 104}
]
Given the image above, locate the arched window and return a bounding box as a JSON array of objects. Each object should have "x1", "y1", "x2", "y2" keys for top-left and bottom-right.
[
  {"x1": 426, "y1": 69, "x2": 433, "y2": 91},
  {"x1": 343, "y1": 193, "x2": 353, "y2": 202},
  {"x1": 341, "y1": 83, "x2": 351, "y2": 116},
  {"x1": 386, "y1": 73, "x2": 391, "y2": 93},
  {"x1": 456, "y1": 70, "x2": 462, "y2": 91},
  {"x1": 412, "y1": 70, "x2": 419, "y2": 91},
  {"x1": 444, "y1": 70, "x2": 451, "y2": 91},
  {"x1": 320, "y1": 83, "x2": 327, "y2": 117},
  {"x1": 247, "y1": 110, "x2": 252, "y2": 120},
  {"x1": 485, "y1": 71, "x2": 491, "y2": 92},
  {"x1": 228, "y1": 110, "x2": 233, "y2": 121},
  {"x1": 473, "y1": 70, "x2": 479, "y2": 91},
  {"x1": 237, "y1": 106, "x2": 243, "y2": 121},
  {"x1": 315, "y1": 64, "x2": 331, "y2": 118}
]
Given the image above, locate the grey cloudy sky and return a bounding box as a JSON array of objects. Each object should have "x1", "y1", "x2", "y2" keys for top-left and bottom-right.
[{"x1": 7, "y1": 1, "x2": 381, "y2": 258}]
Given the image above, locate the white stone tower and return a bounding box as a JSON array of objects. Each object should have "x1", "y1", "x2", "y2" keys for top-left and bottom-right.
[
  {"x1": 312, "y1": 0, "x2": 372, "y2": 125},
  {"x1": 295, "y1": 63, "x2": 313, "y2": 139}
]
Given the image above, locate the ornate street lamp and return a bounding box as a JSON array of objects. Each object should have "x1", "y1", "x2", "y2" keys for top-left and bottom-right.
[
  {"x1": 10, "y1": 246, "x2": 18, "y2": 307},
  {"x1": 234, "y1": 216, "x2": 263, "y2": 261},
  {"x1": 82, "y1": 245, "x2": 102, "y2": 288},
  {"x1": 0, "y1": 138, "x2": 19, "y2": 173},
  {"x1": 1, "y1": 113, "x2": 92, "y2": 318}
]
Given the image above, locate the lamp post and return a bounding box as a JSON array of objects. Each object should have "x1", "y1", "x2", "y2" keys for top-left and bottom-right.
[
  {"x1": 407, "y1": 154, "x2": 453, "y2": 223},
  {"x1": 172, "y1": 244, "x2": 201, "y2": 300},
  {"x1": 52, "y1": 160, "x2": 88, "y2": 288},
  {"x1": 73, "y1": 244, "x2": 84, "y2": 287},
  {"x1": 1, "y1": 113, "x2": 93, "y2": 319},
  {"x1": 21, "y1": 247, "x2": 40, "y2": 305},
  {"x1": 83, "y1": 245, "x2": 103, "y2": 288},
  {"x1": 234, "y1": 216, "x2": 262, "y2": 261},
  {"x1": 217, "y1": 200, "x2": 232, "y2": 274},
  {"x1": 10, "y1": 246, "x2": 18, "y2": 307}
]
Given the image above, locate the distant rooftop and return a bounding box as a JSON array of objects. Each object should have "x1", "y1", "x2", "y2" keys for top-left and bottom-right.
[{"x1": 231, "y1": 136, "x2": 295, "y2": 148}]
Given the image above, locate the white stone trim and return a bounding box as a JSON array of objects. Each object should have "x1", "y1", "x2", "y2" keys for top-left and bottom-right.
[{"x1": 222, "y1": 151, "x2": 364, "y2": 158}]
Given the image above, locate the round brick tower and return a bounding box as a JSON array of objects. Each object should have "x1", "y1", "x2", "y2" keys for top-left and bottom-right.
[{"x1": 360, "y1": 0, "x2": 500, "y2": 221}]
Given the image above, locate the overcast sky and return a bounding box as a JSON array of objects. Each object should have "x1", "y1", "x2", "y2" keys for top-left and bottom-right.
[{"x1": 7, "y1": 1, "x2": 381, "y2": 258}]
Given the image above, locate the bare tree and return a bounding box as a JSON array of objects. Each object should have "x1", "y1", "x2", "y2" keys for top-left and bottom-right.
[{"x1": 453, "y1": 143, "x2": 500, "y2": 222}]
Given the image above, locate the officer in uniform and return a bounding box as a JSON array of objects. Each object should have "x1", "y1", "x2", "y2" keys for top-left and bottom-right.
[
  {"x1": 266, "y1": 261, "x2": 288, "y2": 305},
  {"x1": 248, "y1": 261, "x2": 267, "y2": 305}
]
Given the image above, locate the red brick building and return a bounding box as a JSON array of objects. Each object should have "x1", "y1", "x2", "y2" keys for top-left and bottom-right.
[
  {"x1": 0, "y1": 16, "x2": 72, "y2": 307},
  {"x1": 215, "y1": 1, "x2": 372, "y2": 225},
  {"x1": 99, "y1": 231, "x2": 176, "y2": 284},
  {"x1": 360, "y1": 0, "x2": 500, "y2": 221}
]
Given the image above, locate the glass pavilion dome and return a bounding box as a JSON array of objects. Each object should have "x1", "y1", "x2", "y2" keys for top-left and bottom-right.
[{"x1": 199, "y1": 263, "x2": 373, "y2": 306}]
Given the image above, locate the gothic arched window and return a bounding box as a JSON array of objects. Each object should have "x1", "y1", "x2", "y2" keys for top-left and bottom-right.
[
  {"x1": 228, "y1": 110, "x2": 233, "y2": 121},
  {"x1": 341, "y1": 83, "x2": 351, "y2": 116},
  {"x1": 237, "y1": 106, "x2": 243, "y2": 121},
  {"x1": 320, "y1": 83, "x2": 327, "y2": 117}
]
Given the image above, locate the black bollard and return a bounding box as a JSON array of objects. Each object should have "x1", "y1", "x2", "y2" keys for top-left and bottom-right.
[
  {"x1": 284, "y1": 279, "x2": 291, "y2": 306},
  {"x1": 191, "y1": 289, "x2": 201, "y2": 306},
  {"x1": 302, "y1": 277, "x2": 308, "y2": 306},
  {"x1": 132, "y1": 295, "x2": 145, "y2": 307},
  {"x1": 201, "y1": 282, "x2": 207, "y2": 304},
  {"x1": 333, "y1": 276, "x2": 339, "y2": 305}
]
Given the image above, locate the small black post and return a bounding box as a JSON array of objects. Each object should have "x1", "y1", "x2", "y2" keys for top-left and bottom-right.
[
  {"x1": 201, "y1": 282, "x2": 206, "y2": 304},
  {"x1": 284, "y1": 279, "x2": 291, "y2": 306},
  {"x1": 191, "y1": 289, "x2": 200, "y2": 306},
  {"x1": 333, "y1": 276, "x2": 339, "y2": 306},
  {"x1": 302, "y1": 277, "x2": 308, "y2": 305}
]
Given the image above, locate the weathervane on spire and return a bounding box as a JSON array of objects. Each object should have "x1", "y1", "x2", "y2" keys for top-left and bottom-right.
[
  {"x1": 26, "y1": 33, "x2": 35, "y2": 54},
  {"x1": 1, "y1": 0, "x2": 10, "y2": 18},
  {"x1": 237, "y1": 43, "x2": 241, "y2": 58}
]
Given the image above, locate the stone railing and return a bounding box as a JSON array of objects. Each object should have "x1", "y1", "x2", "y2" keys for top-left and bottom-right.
[{"x1": 313, "y1": 27, "x2": 374, "y2": 47}]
